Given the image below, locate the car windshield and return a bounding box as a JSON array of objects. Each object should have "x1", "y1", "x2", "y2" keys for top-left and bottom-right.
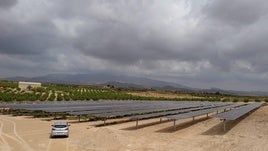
[{"x1": 53, "y1": 125, "x2": 67, "y2": 128}]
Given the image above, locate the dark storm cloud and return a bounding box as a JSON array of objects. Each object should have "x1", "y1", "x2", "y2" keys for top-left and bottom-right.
[
  {"x1": 0, "y1": 19, "x2": 61, "y2": 55},
  {"x1": 1, "y1": 0, "x2": 268, "y2": 91},
  {"x1": 0, "y1": 0, "x2": 17, "y2": 9},
  {"x1": 72, "y1": 1, "x2": 211, "y2": 65},
  {"x1": 203, "y1": 0, "x2": 268, "y2": 26},
  {"x1": 69, "y1": 1, "x2": 181, "y2": 64},
  {"x1": 198, "y1": 0, "x2": 268, "y2": 74}
]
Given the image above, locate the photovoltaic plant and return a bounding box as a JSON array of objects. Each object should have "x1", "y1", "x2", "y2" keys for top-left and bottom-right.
[{"x1": 0, "y1": 101, "x2": 264, "y2": 131}]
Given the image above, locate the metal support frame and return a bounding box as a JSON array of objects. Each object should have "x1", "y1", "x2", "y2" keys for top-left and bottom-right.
[
  {"x1": 160, "y1": 118, "x2": 162, "y2": 123},
  {"x1": 192, "y1": 116, "x2": 195, "y2": 121},
  {"x1": 206, "y1": 113, "x2": 209, "y2": 118},
  {"x1": 136, "y1": 119, "x2": 139, "y2": 127}
]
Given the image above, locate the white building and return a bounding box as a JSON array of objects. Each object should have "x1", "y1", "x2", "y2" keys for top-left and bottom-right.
[{"x1": 18, "y1": 82, "x2": 42, "y2": 90}]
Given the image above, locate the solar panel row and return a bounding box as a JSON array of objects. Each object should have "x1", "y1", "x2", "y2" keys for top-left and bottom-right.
[
  {"x1": 2, "y1": 100, "x2": 262, "y2": 131},
  {"x1": 128, "y1": 104, "x2": 234, "y2": 127},
  {"x1": 1, "y1": 100, "x2": 231, "y2": 120},
  {"x1": 164, "y1": 103, "x2": 248, "y2": 130},
  {"x1": 97, "y1": 101, "x2": 227, "y2": 117},
  {"x1": 166, "y1": 103, "x2": 243, "y2": 120},
  {"x1": 0, "y1": 100, "x2": 181, "y2": 112},
  {"x1": 213, "y1": 102, "x2": 264, "y2": 120},
  {"x1": 70, "y1": 102, "x2": 210, "y2": 117},
  {"x1": 129, "y1": 103, "x2": 233, "y2": 121}
]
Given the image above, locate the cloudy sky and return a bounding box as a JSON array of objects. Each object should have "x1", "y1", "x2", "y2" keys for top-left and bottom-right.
[{"x1": 1, "y1": 0, "x2": 268, "y2": 91}]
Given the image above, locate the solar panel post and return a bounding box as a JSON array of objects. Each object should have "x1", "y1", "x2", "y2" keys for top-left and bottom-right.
[
  {"x1": 136, "y1": 119, "x2": 139, "y2": 127},
  {"x1": 217, "y1": 110, "x2": 218, "y2": 114},
  {"x1": 103, "y1": 118, "x2": 107, "y2": 125},
  {"x1": 160, "y1": 118, "x2": 162, "y2": 123},
  {"x1": 207, "y1": 113, "x2": 209, "y2": 118},
  {"x1": 173, "y1": 120, "x2": 176, "y2": 130},
  {"x1": 78, "y1": 115, "x2": 81, "y2": 122},
  {"x1": 223, "y1": 119, "x2": 226, "y2": 132}
]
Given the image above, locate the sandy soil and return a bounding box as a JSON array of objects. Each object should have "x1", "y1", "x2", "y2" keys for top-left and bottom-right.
[{"x1": 0, "y1": 106, "x2": 267, "y2": 151}]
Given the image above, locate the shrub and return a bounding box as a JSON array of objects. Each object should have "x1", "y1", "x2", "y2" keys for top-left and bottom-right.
[
  {"x1": 233, "y1": 98, "x2": 239, "y2": 102},
  {"x1": 243, "y1": 98, "x2": 249, "y2": 103},
  {"x1": 255, "y1": 99, "x2": 261, "y2": 102},
  {"x1": 222, "y1": 98, "x2": 230, "y2": 102},
  {"x1": 34, "y1": 87, "x2": 46, "y2": 93},
  {"x1": 48, "y1": 93, "x2": 56, "y2": 101},
  {"x1": 57, "y1": 93, "x2": 63, "y2": 101}
]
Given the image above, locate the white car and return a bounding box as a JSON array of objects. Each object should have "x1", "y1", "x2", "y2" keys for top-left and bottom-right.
[{"x1": 51, "y1": 122, "x2": 70, "y2": 138}]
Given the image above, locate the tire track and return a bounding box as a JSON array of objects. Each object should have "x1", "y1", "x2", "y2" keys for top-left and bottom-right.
[
  {"x1": 2, "y1": 132, "x2": 25, "y2": 145},
  {"x1": 46, "y1": 139, "x2": 52, "y2": 151},
  {"x1": 66, "y1": 137, "x2": 69, "y2": 151},
  {"x1": 1, "y1": 117, "x2": 25, "y2": 146},
  {"x1": 0, "y1": 121, "x2": 11, "y2": 151},
  {"x1": 1, "y1": 117, "x2": 34, "y2": 151},
  {"x1": 0, "y1": 118, "x2": 28, "y2": 150},
  {"x1": 20, "y1": 130, "x2": 48, "y2": 137}
]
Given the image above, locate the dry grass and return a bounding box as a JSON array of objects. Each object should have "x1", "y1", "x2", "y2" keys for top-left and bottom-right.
[{"x1": 127, "y1": 90, "x2": 203, "y2": 99}]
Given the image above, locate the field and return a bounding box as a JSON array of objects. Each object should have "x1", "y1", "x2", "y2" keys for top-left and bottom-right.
[
  {"x1": 0, "y1": 81, "x2": 150, "y2": 102},
  {"x1": 1, "y1": 80, "x2": 268, "y2": 102},
  {"x1": 0, "y1": 105, "x2": 267, "y2": 151}
]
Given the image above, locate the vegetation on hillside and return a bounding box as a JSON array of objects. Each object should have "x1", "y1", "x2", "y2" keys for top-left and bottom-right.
[
  {"x1": 0, "y1": 80, "x2": 268, "y2": 102},
  {"x1": 0, "y1": 81, "x2": 153, "y2": 102}
]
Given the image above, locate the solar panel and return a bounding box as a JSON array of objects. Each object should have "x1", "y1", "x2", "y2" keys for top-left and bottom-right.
[
  {"x1": 68, "y1": 102, "x2": 199, "y2": 114},
  {"x1": 1, "y1": 100, "x2": 241, "y2": 123},
  {"x1": 166, "y1": 103, "x2": 245, "y2": 120},
  {"x1": 0, "y1": 100, "x2": 153, "y2": 112},
  {"x1": 129, "y1": 105, "x2": 223, "y2": 120},
  {"x1": 213, "y1": 102, "x2": 264, "y2": 120},
  {"x1": 93, "y1": 103, "x2": 235, "y2": 119},
  {"x1": 70, "y1": 102, "x2": 207, "y2": 117}
]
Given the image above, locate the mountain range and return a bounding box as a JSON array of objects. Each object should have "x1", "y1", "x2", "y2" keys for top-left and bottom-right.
[
  {"x1": 5, "y1": 73, "x2": 190, "y2": 89},
  {"x1": 3, "y1": 73, "x2": 268, "y2": 96}
]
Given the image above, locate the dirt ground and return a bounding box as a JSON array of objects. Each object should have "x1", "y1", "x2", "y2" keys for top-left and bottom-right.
[
  {"x1": 0, "y1": 106, "x2": 267, "y2": 151},
  {"x1": 127, "y1": 91, "x2": 203, "y2": 99}
]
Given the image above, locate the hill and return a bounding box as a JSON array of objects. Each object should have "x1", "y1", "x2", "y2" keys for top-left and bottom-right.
[
  {"x1": 3, "y1": 73, "x2": 268, "y2": 96},
  {"x1": 5, "y1": 73, "x2": 190, "y2": 90}
]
